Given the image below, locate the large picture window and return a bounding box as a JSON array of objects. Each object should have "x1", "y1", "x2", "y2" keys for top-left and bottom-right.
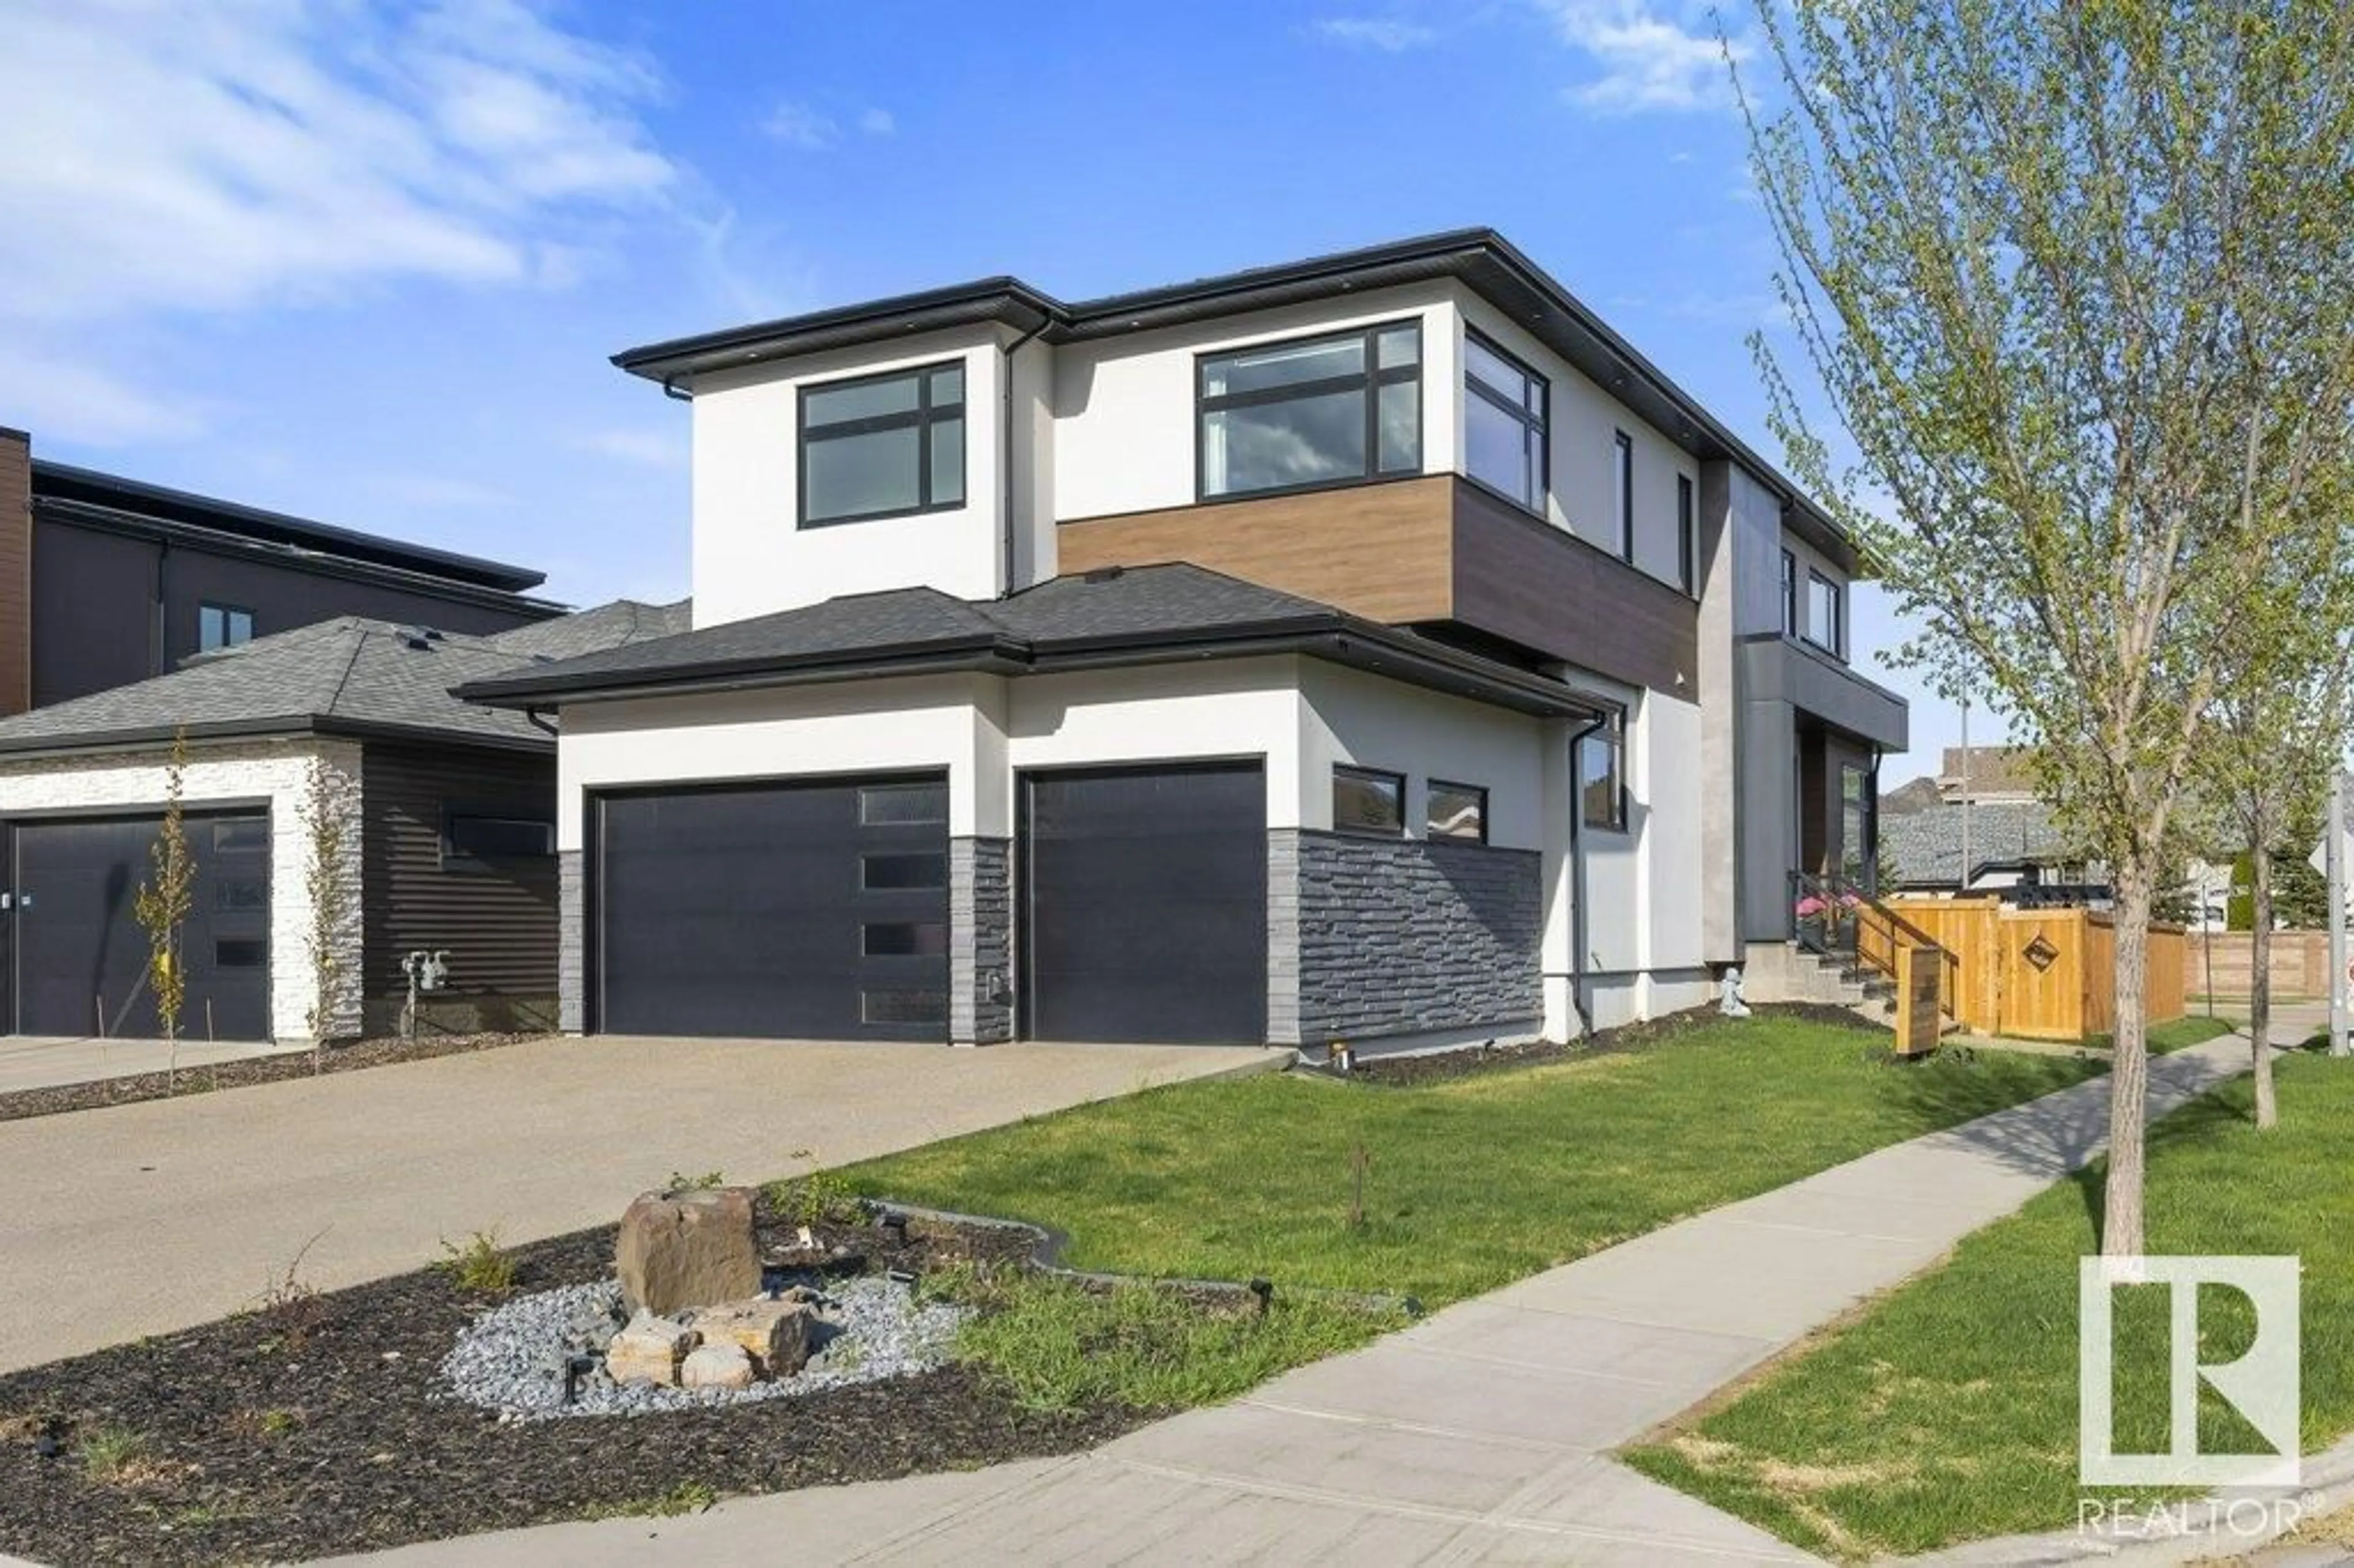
[
  {"x1": 799, "y1": 360, "x2": 966, "y2": 527},
  {"x1": 1199, "y1": 322, "x2": 1420, "y2": 500},
  {"x1": 1464, "y1": 330, "x2": 1546, "y2": 512},
  {"x1": 1580, "y1": 709, "x2": 1626, "y2": 832}
]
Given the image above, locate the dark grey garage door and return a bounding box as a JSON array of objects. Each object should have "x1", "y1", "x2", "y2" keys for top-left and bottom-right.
[
  {"x1": 592, "y1": 775, "x2": 948, "y2": 1040},
  {"x1": 1021, "y1": 763, "x2": 1267, "y2": 1045},
  {"x1": 9, "y1": 812, "x2": 272, "y2": 1040}
]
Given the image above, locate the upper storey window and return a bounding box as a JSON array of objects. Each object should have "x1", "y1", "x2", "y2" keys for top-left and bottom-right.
[
  {"x1": 1198, "y1": 322, "x2": 1420, "y2": 500},
  {"x1": 1807, "y1": 570, "x2": 1846, "y2": 659},
  {"x1": 799, "y1": 360, "x2": 966, "y2": 527},
  {"x1": 1464, "y1": 330, "x2": 1547, "y2": 512}
]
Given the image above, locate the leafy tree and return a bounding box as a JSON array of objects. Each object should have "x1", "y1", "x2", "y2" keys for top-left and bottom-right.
[
  {"x1": 132, "y1": 729, "x2": 194, "y2": 1092},
  {"x1": 1739, "y1": 1, "x2": 2354, "y2": 1250}
]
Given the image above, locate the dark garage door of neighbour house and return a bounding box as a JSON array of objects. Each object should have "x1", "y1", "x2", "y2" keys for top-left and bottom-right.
[
  {"x1": 7, "y1": 812, "x2": 272, "y2": 1040},
  {"x1": 1021, "y1": 763, "x2": 1267, "y2": 1045},
  {"x1": 592, "y1": 775, "x2": 949, "y2": 1040}
]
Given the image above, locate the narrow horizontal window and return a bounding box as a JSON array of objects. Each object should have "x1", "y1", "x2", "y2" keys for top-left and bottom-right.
[
  {"x1": 861, "y1": 988, "x2": 947, "y2": 1026},
  {"x1": 862, "y1": 921, "x2": 948, "y2": 957},
  {"x1": 861, "y1": 851, "x2": 946, "y2": 891},
  {"x1": 1580, "y1": 709, "x2": 1627, "y2": 833},
  {"x1": 445, "y1": 813, "x2": 555, "y2": 861},
  {"x1": 1464, "y1": 331, "x2": 1547, "y2": 513},
  {"x1": 858, "y1": 781, "x2": 948, "y2": 826},
  {"x1": 1332, "y1": 764, "x2": 1406, "y2": 837},
  {"x1": 215, "y1": 878, "x2": 266, "y2": 912},
  {"x1": 1426, "y1": 780, "x2": 1488, "y2": 843},
  {"x1": 799, "y1": 360, "x2": 966, "y2": 527},
  {"x1": 215, "y1": 938, "x2": 265, "y2": 969},
  {"x1": 1200, "y1": 322, "x2": 1420, "y2": 500}
]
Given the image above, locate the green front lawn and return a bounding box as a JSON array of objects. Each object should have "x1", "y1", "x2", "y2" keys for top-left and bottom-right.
[
  {"x1": 847, "y1": 1014, "x2": 2104, "y2": 1407},
  {"x1": 2147, "y1": 1014, "x2": 2238, "y2": 1053},
  {"x1": 1623, "y1": 1052, "x2": 2354, "y2": 1562}
]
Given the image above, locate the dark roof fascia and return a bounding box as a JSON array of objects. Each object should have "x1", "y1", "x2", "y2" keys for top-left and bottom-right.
[
  {"x1": 0, "y1": 714, "x2": 553, "y2": 762},
  {"x1": 455, "y1": 634, "x2": 1030, "y2": 708},
  {"x1": 36, "y1": 497, "x2": 569, "y2": 620},
  {"x1": 609, "y1": 229, "x2": 1859, "y2": 569},
  {"x1": 30, "y1": 460, "x2": 546, "y2": 592},
  {"x1": 611, "y1": 281, "x2": 1059, "y2": 384}
]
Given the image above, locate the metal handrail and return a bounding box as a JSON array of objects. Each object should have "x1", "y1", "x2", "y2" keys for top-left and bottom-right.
[{"x1": 1789, "y1": 869, "x2": 1959, "y2": 1020}]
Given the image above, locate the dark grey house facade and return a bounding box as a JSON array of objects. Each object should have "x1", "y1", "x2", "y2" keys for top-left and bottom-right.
[{"x1": 0, "y1": 426, "x2": 563, "y2": 715}]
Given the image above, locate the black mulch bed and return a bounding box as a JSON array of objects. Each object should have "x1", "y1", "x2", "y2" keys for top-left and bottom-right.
[
  {"x1": 0, "y1": 1205, "x2": 1147, "y2": 1568},
  {"x1": 0, "y1": 1032, "x2": 547, "y2": 1125},
  {"x1": 1343, "y1": 1001, "x2": 1892, "y2": 1086}
]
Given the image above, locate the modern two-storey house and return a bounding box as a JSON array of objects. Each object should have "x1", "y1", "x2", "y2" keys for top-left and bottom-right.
[{"x1": 463, "y1": 230, "x2": 1907, "y2": 1052}]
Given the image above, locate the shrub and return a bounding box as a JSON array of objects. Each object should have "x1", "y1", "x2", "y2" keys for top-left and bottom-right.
[{"x1": 437, "y1": 1229, "x2": 518, "y2": 1295}]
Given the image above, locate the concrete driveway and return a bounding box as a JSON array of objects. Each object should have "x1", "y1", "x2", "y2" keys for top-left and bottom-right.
[
  {"x1": 0, "y1": 1035, "x2": 1278, "y2": 1374},
  {"x1": 0, "y1": 1035, "x2": 297, "y2": 1094}
]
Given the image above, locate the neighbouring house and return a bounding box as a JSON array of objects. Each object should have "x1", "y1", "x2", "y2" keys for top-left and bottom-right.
[
  {"x1": 1880, "y1": 798, "x2": 2106, "y2": 902},
  {"x1": 1934, "y1": 744, "x2": 2040, "y2": 804},
  {"x1": 0, "y1": 599, "x2": 687, "y2": 1042},
  {"x1": 0, "y1": 426, "x2": 563, "y2": 715},
  {"x1": 459, "y1": 229, "x2": 1908, "y2": 1052}
]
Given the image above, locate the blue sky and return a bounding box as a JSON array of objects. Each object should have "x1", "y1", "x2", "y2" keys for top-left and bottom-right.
[{"x1": 0, "y1": 0, "x2": 1973, "y2": 779}]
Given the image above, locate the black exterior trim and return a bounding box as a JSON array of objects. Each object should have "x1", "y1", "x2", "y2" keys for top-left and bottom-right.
[
  {"x1": 1194, "y1": 321, "x2": 1421, "y2": 504},
  {"x1": 796, "y1": 359, "x2": 969, "y2": 528}
]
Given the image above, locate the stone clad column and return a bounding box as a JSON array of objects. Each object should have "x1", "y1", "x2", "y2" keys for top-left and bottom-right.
[{"x1": 950, "y1": 837, "x2": 1011, "y2": 1045}]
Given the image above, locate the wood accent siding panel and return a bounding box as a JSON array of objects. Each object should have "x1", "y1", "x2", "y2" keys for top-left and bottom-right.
[
  {"x1": 1450, "y1": 481, "x2": 1699, "y2": 693},
  {"x1": 0, "y1": 432, "x2": 27, "y2": 716},
  {"x1": 360, "y1": 744, "x2": 558, "y2": 1019},
  {"x1": 1056, "y1": 476, "x2": 1457, "y2": 626}
]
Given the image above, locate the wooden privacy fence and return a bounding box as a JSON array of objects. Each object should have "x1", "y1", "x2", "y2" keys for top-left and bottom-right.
[
  {"x1": 2187, "y1": 930, "x2": 2332, "y2": 999},
  {"x1": 1881, "y1": 897, "x2": 2187, "y2": 1041}
]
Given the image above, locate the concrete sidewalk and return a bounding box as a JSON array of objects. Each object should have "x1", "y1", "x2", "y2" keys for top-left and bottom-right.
[{"x1": 323, "y1": 1021, "x2": 2280, "y2": 1568}]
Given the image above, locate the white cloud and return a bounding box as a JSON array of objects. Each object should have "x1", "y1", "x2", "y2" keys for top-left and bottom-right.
[
  {"x1": 367, "y1": 472, "x2": 515, "y2": 508},
  {"x1": 1312, "y1": 17, "x2": 1440, "y2": 51},
  {"x1": 573, "y1": 425, "x2": 687, "y2": 471},
  {"x1": 760, "y1": 100, "x2": 839, "y2": 149},
  {"x1": 0, "y1": 0, "x2": 677, "y2": 325},
  {"x1": 857, "y1": 107, "x2": 896, "y2": 136},
  {"x1": 0, "y1": 343, "x2": 210, "y2": 446},
  {"x1": 1537, "y1": 2, "x2": 1748, "y2": 114}
]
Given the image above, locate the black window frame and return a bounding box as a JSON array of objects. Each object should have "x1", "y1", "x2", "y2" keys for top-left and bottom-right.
[
  {"x1": 1780, "y1": 548, "x2": 1799, "y2": 637},
  {"x1": 1612, "y1": 430, "x2": 1635, "y2": 563},
  {"x1": 1806, "y1": 569, "x2": 1845, "y2": 660},
  {"x1": 440, "y1": 801, "x2": 557, "y2": 874},
  {"x1": 1677, "y1": 473, "x2": 1696, "y2": 595},
  {"x1": 1331, "y1": 764, "x2": 1407, "y2": 839},
  {"x1": 1462, "y1": 327, "x2": 1548, "y2": 515},
  {"x1": 1196, "y1": 321, "x2": 1422, "y2": 503},
  {"x1": 1580, "y1": 708, "x2": 1628, "y2": 834},
  {"x1": 1425, "y1": 778, "x2": 1490, "y2": 845},
  {"x1": 198, "y1": 601, "x2": 255, "y2": 653},
  {"x1": 796, "y1": 359, "x2": 968, "y2": 529}
]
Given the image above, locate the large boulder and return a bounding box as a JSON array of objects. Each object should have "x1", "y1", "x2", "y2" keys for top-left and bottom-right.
[{"x1": 615, "y1": 1186, "x2": 760, "y2": 1314}]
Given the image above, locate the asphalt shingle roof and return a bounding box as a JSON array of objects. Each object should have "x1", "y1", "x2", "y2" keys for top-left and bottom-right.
[
  {"x1": 457, "y1": 565, "x2": 1349, "y2": 702},
  {"x1": 1882, "y1": 801, "x2": 2079, "y2": 887},
  {"x1": 0, "y1": 599, "x2": 688, "y2": 755}
]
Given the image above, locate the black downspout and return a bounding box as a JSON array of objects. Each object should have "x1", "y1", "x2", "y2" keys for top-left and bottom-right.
[
  {"x1": 524, "y1": 706, "x2": 558, "y2": 739},
  {"x1": 1566, "y1": 710, "x2": 1610, "y2": 1038},
  {"x1": 999, "y1": 317, "x2": 1051, "y2": 598},
  {"x1": 661, "y1": 375, "x2": 691, "y2": 403},
  {"x1": 151, "y1": 539, "x2": 169, "y2": 679}
]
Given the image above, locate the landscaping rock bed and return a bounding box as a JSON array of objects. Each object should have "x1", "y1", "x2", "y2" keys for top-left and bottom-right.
[
  {"x1": 0, "y1": 1030, "x2": 544, "y2": 1124},
  {"x1": 0, "y1": 1206, "x2": 1135, "y2": 1568}
]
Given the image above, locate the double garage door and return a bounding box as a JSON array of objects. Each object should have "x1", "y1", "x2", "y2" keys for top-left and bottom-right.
[
  {"x1": 590, "y1": 764, "x2": 1265, "y2": 1045},
  {"x1": 4, "y1": 812, "x2": 272, "y2": 1040}
]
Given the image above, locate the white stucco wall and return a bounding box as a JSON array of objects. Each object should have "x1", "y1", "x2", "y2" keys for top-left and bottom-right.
[
  {"x1": 0, "y1": 737, "x2": 364, "y2": 1041},
  {"x1": 689, "y1": 325, "x2": 1006, "y2": 628},
  {"x1": 1297, "y1": 661, "x2": 1545, "y2": 849},
  {"x1": 1052, "y1": 283, "x2": 1459, "y2": 523},
  {"x1": 1458, "y1": 288, "x2": 1702, "y2": 601}
]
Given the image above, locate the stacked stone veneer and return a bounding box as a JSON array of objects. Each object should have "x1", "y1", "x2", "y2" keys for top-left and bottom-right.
[
  {"x1": 950, "y1": 836, "x2": 1012, "y2": 1045},
  {"x1": 1272, "y1": 829, "x2": 1543, "y2": 1046},
  {"x1": 0, "y1": 737, "x2": 365, "y2": 1041},
  {"x1": 558, "y1": 849, "x2": 585, "y2": 1033}
]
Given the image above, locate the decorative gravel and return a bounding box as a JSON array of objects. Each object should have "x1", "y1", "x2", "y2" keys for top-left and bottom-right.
[{"x1": 441, "y1": 1276, "x2": 970, "y2": 1420}]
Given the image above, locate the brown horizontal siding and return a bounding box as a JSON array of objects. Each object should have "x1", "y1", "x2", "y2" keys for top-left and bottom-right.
[
  {"x1": 0, "y1": 431, "x2": 29, "y2": 717},
  {"x1": 1056, "y1": 475, "x2": 1457, "y2": 626},
  {"x1": 360, "y1": 744, "x2": 558, "y2": 1017},
  {"x1": 1057, "y1": 474, "x2": 1700, "y2": 695}
]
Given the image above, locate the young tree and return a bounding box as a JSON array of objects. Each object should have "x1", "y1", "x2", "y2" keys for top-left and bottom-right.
[
  {"x1": 1739, "y1": 1, "x2": 2354, "y2": 1252},
  {"x1": 132, "y1": 729, "x2": 195, "y2": 1092}
]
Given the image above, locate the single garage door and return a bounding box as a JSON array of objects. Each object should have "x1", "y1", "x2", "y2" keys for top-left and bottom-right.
[
  {"x1": 9, "y1": 812, "x2": 272, "y2": 1040},
  {"x1": 592, "y1": 775, "x2": 948, "y2": 1040},
  {"x1": 1021, "y1": 763, "x2": 1267, "y2": 1045}
]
